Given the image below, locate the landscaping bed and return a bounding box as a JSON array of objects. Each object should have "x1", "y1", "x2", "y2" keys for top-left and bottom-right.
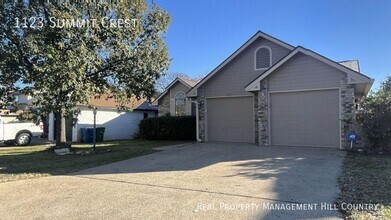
[
  {"x1": 337, "y1": 152, "x2": 391, "y2": 219},
  {"x1": 0, "y1": 140, "x2": 189, "y2": 183}
]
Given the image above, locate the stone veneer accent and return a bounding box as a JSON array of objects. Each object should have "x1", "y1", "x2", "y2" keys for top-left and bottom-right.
[
  {"x1": 339, "y1": 75, "x2": 367, "y2": 149},
  {"x1": 197, "y1": 86, "x2": 206, "y2": 141},
  {"x1": 340, "y1": 75, "x2": 354, "y2": 149},
  {"x1": 158, "y1": 94, "x2": 170, "y2": 117},
  {"x1": 253, "y1": 93, "x2": 259, "y2": 144},
  {"x1": 256, "y1": 79, "x2": 269, "y2": 146}
]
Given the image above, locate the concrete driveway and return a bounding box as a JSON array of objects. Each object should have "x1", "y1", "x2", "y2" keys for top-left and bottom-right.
[{"x1": 0, "y1": 143, "x2": 345, "y2": 219}]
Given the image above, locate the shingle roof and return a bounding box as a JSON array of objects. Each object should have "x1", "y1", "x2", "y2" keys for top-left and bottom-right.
[
  {"x1": 338, "y1": 60, "x2": 360, "y2": 72},
  {"x1": 179, "y1": 77, "x2": 197, "y2": 87},
  {"x1": 134, "y1": 101, "x2": 158, "y2": 111},
  {"x1": 86, "y1": 95, "x2": 146, "y2": 110}
]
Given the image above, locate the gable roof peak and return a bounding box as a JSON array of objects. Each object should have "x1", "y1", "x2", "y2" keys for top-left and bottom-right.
[
  {"x1": 177, "y1": 77, "x2": 197, "y2": 87},
  {"x1": 154, "y1": 76, "x2": 196, "y2": 103},
  {"x1": 187, "y1": 31, "x2": 295, "y2": 97}
]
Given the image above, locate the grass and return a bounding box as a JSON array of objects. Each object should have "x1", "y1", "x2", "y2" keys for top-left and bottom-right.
[
  {"x1": 0, "y1": 140, "x2": 190, "y2": 183},
  {"x1": 337, "y1": 152, "x2": 391, "y2": 219}
]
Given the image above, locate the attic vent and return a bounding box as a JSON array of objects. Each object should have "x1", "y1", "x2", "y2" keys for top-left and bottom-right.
[{"x1": 255, "y1": 47, "x2": 271, "y2": 70}]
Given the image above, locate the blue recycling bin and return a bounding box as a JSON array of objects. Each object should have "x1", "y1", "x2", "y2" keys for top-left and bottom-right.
[
  {"x1": 80, "y1": 128, "x2": 93, "y2": 143},
  {"x1": 80, "y1": 128, "x2": 86, "y2": 142},
  {"x1": 80, "y1": 127, "x2": 105, "y2": 143}
]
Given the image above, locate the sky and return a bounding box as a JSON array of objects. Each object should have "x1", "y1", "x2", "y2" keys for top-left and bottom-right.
[{"x1": 152, "y1": 0, "x2": 391, "y2": 90}]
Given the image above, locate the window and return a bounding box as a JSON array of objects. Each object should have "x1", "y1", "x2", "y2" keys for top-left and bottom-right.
[
  {"x1": 255, "y1": 46, "x2": 272, "y2": 70},
  {"x1": 175, "y1": 92, "x2": 186, "y2": 116},
  {"x1": 143, "y1": 113, "x2": 148, "y2": 119}
]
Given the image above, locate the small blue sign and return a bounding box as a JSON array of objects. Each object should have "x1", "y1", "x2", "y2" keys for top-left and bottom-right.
[{"x1": 347, "y1": 131, "x2": 358, "y2": 142}]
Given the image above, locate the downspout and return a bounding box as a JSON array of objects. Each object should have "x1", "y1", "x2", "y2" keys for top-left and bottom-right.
[{"x1": 191, "y1": 100, "x2": 201, "y2": 142}]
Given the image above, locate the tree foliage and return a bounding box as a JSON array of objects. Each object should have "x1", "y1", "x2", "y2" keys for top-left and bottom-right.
[
  {"x1": 0, "y1": 1, "x2": 170, "y2": 146},
  {"x1": 357, "y1": 76, "x2": 391, "y2": 152}
]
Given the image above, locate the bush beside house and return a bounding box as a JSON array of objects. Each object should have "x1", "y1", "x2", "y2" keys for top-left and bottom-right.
[
  {"x1": 139, "y1": 116, "x2": 196, "y2": 141},
  {"x1": 357, "y1": 76, "x2": 391, "y2": 153}
]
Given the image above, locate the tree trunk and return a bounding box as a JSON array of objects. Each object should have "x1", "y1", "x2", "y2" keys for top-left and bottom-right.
[{"x1": 55, "y1": 112, "x2": 67, "y2": 147}]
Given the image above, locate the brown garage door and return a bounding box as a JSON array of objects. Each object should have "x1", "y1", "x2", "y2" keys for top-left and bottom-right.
[
  {"x1": 207, "y1": 96, "x2": 253, "y2": 143},
  {"x1": 270, "y1": 89, "x2": 340, "y2": 148}
]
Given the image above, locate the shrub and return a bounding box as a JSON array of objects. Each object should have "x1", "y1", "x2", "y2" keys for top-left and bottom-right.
[
  {"x1": 357, "y1": 76, "x2": 391, "y2": 152},
  {"x1": 139, "y1": 116, "x2": 196, "y2": 140}
]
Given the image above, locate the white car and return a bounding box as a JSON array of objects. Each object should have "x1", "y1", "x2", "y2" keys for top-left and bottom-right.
[{"x1": 0, "y1": 116, "x2": 44, "y2": 146}]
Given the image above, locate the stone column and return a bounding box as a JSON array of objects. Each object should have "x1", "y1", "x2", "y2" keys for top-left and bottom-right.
[
  {"x1": 258, "y1": 79, "x2": 269, "y2": 146},
  {"x1": 197, "y1": 86, "x2": 206, "y2": 142},
  {"x1": 340, "y1": 75, "x2": 356, "y2": 149}
]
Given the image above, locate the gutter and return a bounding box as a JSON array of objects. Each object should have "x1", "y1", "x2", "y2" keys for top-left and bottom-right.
[{"x1": 191, "y1": 100, "x2": 201, "y2": 142}]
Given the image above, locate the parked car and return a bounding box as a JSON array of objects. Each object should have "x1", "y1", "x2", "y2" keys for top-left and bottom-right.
[{"x1": 0, "y1": 116, "x2": 44, "y2": 146}]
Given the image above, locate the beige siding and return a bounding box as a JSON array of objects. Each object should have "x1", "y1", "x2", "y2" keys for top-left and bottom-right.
[
  {"x1": 268, "y1": 53, "x2": 344, "y2": 92},
  {"x1": 207, "y1": 97, "x2": 253, "y2": 143},
  {"x1": 157, "y1": 93, "x2": 170, "y2": 116},
  {"x1": 170, "y1": 82, "x2": 190, "y2": 98},
  {"x1": 168, "y1": 81, "x2": 192, "y2": 116},
  {"x1": 204, "y1": 38, "x2": 291, "y2": 97}
]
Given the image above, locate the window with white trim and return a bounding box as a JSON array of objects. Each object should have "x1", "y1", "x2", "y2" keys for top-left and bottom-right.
[
  {"x1": 175, "y1": 92, "x2": 186, "y2": 116},
  {"x1": 255, "y1": 47, "x2": 272, "y2": 70}
]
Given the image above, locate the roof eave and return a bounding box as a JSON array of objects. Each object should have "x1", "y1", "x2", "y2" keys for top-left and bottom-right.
[
  {"x1": 363, "y1": 78, "x2": 375, "y2": 96},
  {"x1": 245, "y1": 46, "x2": 374, "y2": 92}
]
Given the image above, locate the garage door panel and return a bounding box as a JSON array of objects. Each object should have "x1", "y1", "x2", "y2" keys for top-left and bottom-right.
[
  {"x1": 321, "y1": 119, "x2": 339, "y2": 130},
  {"x1": 273, "y1": 107, "x2": 303, "y2": 119},
  {"x1": 304, "y1": 135, "x2": 319, "y2": 146},
  {"x1": 273, "y1": 134, "x2": 305, "y2": 146},
  {"x1": 273, "y1": 120, "x2": 307, "y2": 134},
  {"x1": 303, "y1": 94, "x2": 322, "y2": 106},
  {"x1": 207, "y1": 97, "x2": 253, "y2": 143},
  {"x1": 271, "y1": 89, "x2": 339, "y2": 148},
  {"x1": 322, "y1": 105, "x2": 338, "y2": 114}
]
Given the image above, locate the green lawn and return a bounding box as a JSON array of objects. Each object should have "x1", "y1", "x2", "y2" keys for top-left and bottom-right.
[
  {"x1": 0, "y1": 140, "x2": 190, "y2": 183},
  {"x1": 337, "y1": 152, "x2": 391, "y2": 219}
]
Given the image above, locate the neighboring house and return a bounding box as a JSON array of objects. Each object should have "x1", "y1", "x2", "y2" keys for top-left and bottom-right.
[
  {"x1": 48, "y1": 96, "x2": 157, "y2": 142},
  {"x1": 0, "y1": 92, "x2": 35, "y2": 123},
  {"x1": 177, "y1": 31, "x2": 373, "y2": 149},
  {"x1": 12, "y1": 92, "x2": 35, "y2": 109},
  {"x1": 154, "y1": 77, "x2": 197, "y2": 116}
]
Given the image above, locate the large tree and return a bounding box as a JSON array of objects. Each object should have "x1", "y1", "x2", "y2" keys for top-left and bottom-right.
[{"x1": 0, "y1": 1, "x2": 170, "y2": 146}]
